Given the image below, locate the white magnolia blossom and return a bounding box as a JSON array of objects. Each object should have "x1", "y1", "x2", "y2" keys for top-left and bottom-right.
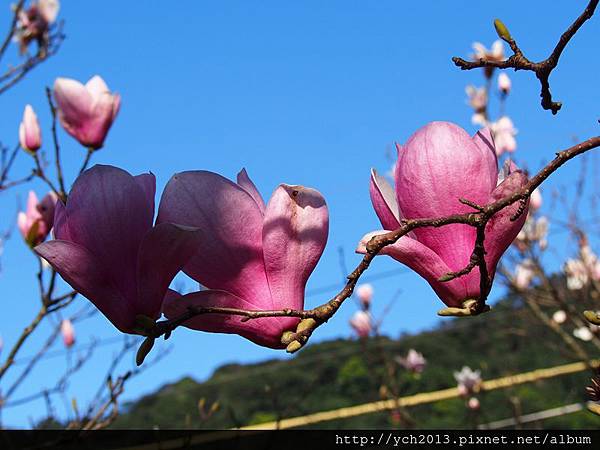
[
  {"x1": 573, "y1": 326, "x2": 594, "y2": 342},
  {"x1": 513, "y1": 259, "x2": 535, "y2": 289},
  {"x1": 491, "y1": 116, "x2": 517, "y2": 156},
  {"x1": 454, "y1": 366, "x2": 482, "y2": 392},
  {"x1": 465, "y1": 85, "x2": 488, "y2": 126},
  {"x1": 564, "y1": 245, "x2": 600, "y2": 290},
  {"x1": 498, "y1": 72, "x2": 511, "y2": 94},
  {"x1": 472, "y1": 40, "x2": 504, "y2": 62},
  {"x1": 515, "y1": 216, "x2": 549, "y2": 251}
]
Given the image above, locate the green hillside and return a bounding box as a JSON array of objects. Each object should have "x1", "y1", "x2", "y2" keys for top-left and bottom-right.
[{"x1": 113, "y1": 292, "x2": 600, "y2": 429}]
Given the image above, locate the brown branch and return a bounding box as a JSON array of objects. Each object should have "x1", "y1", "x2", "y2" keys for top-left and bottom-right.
[
  {"x1": 0, "y1": 22, "x2": 65, "y2": 96},
  {"x1": 129, "y1": 135, "x2": 600, "y2": 361},
  {"x1": 0, "y1": 0, "x2": 25, "y2": 60},
  {"x1": 0, "y1": 304, "x2": 47, "y2": 380},
  {"x1": 452, "y1": 0, "x2": 599, "y2": 114}
]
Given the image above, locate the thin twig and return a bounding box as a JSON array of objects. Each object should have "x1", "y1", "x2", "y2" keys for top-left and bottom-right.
[
  {"x1": 452, "y1": 0, "x2": 599, "y2": 113},
  {"x1": 45, "y1": 87, "x2": 67, "y2": 200}
]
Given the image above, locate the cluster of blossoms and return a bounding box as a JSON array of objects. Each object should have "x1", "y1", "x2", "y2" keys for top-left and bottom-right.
[
  {"x1": 14, "y1": 63, "x2": 533, "y2": 351},
  {"x1": 14, "y1": 0, "x2": 60, "y2": 55},
  {"x1": 35, "y1": 165, "x2": 329, "y2": 348},
  {"x1": 454, "y1": 366, "x2": 482, "y2": 410},
  {"x1": 564, "y1": 240, "x2": 600, "y2": 290},
  {"x1": 465, "y1": 40, "x2": 517, "y2": 158}
]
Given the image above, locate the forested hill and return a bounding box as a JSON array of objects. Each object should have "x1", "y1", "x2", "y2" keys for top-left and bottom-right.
[{"x1": 113, "y1": 294, "x2": 600, "y2": 429}]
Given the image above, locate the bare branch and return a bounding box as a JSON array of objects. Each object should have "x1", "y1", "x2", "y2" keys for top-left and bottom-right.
[{"x1": 452, "y1": 0, "x2": 599, "y2": 114}]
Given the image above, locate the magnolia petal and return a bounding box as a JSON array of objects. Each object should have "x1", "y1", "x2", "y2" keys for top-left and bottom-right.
[
  {"x1": 54, "y1": 78, "x2": 92, "y2": 130},
  {"x1": 136, "y1": 223, "x2": 202, "y2": 319},
  {"x1": 263, "y1": 184, "x2": 328, "y2": 315},
  {"x1": 35, "y1": 240, "x2": 134, "y2": 332},
  {"x1": 85, "y1": 75, "x2": 110, "y2": 103},
  {"x1": 134, "y1": 173, "x2": 156, "y2": 218},
  {"x1": 156, "y1": 170, "x2": 270, "y2": 303},
  {"x1": 53, "y1": 200, "x2": 71, "y2": 240},
  {"x1": 356, "y1": 230, "x2": 469, "y2": 307},
  {"x1": 236, "y1": 168, "x2": 266, "y2": 213},
  {"x1": 472, "y1": 127, "x2": 498, "y2": 193},
  {"x1": 484, "y1": 169, "x2": 529, "y2": 276},
  {"x1": 395, "y1": 122, "x2": 496, "y2": 270},
  {"x1": 370, "y1": 169, "x2": 400, "y2": 230},
  {"x1": 163, "y1": 289, "x2": 290, "y2": 349},
  {"x1": 66, "y1": 165, "x2": 154, "y2": 301}
]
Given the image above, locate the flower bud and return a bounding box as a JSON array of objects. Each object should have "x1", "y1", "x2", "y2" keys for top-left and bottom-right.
[{"x1": 19, "y1": 105, "x2": 42, "y2": 153}]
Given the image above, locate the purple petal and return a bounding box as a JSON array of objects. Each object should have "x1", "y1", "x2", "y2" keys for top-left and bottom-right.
[
  {"x1": 134, "y1": 173, "x2": 156, "y2": 218},
  {"x1": 262, "y1": 184, "x2": 328, "y2": 315},
  {"x1": 394, "y1": 122, "x2": 496, "y2": 271},
  {"x1": 136, "y1": 223, "x2": 202, "y2": 320},
  {"x1": 66, "y1": 165, "x2": 154, "y2": 301},
  {"x1": 356, "y1": 230, "x2": 469, "y2": 307},
  {"x1": 156, "y1": 170, "x2": 270, "y2": 302},
  {"x1": 237, "y1": 168, "x2": 266, "y2": 213},
  {"x1": 35, "y1": 240, "x2": 135, "y2": 332},
  {"x1": 369, "y1": 169, "x2": 400, "y2": 230},
  {"x1": 53, "y1": 200, "x2": 71, "y2": 240},
  {"x1": 163, "y1": 290, "x2": 289, "y2": 348},
  {"x1": 484, "y1": 169, "x2": 529, "y2": 276}
]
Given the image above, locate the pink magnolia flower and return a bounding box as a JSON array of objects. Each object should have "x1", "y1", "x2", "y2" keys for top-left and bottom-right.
[
  {"x1": 350, "y1": 311, "x2": 372, "y2": 338},
  {"x1": 35, "y1": 165, "x2": 202, "y2": 333},
  {"x1": 491, "y1": 116, "x2": 517, "y2": 156},
  {"x1": 53, "y1": 76, "x2": 120, "y2": 149},
  {"x1": 158, "y1": 169, "x2": 329, "y2": 349},
  {"x1": 497, "y1": 73, "x2": 511, "y2": 94},
  {"x1": 19, "y1": 104, "x2": 42, "y2": 153},
  {"x1": 358, "y1": 122, "x2": 528, "y2": 308},
  {"x1": 356, "y1": 283, "x2": 373, "y2": 309},
  {"x1": 396, "y1": 349, "x2": 426, "y2": 373},
  {"x1": 17, "y1": 190, "x2": 58, "y2": 247},
  {"x1": 61, "y1": 319, "x2": 75, "y2": 347}
]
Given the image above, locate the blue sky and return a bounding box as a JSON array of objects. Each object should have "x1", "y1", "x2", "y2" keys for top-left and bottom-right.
[{"x1": 0, "y1": 1, "x2": 599, "y2": 427}]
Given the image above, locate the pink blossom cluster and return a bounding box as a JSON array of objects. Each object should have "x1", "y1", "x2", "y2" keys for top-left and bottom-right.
[{"x1": 23, "y1": 77, "x2": 529, "y2": 349}]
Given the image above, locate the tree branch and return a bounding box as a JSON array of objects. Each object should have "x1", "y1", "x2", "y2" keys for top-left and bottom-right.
[
  {"x1": 452, "y1": 0, "x2": 599, "y2": 114},
  {"x1": 132, "y1": 135, "x2": 600, "y2": 361}
]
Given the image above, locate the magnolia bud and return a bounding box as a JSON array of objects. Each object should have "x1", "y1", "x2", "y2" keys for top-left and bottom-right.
[{"x1": 494, "y1": 19, "x2": 512, "y2": 42}]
